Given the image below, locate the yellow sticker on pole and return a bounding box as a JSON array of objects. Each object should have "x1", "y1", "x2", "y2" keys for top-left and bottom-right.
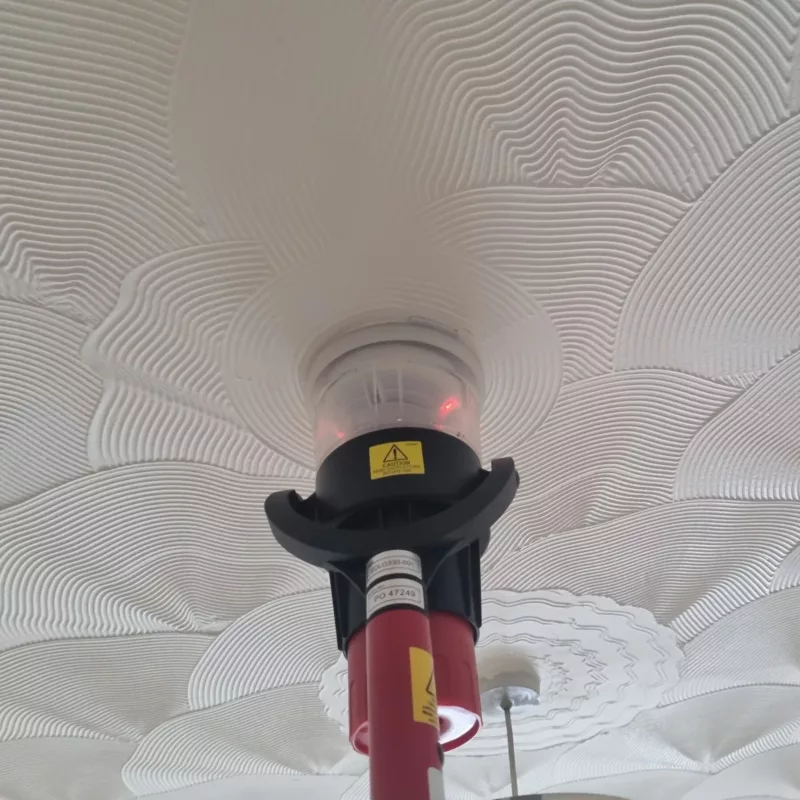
[
  {"x1": 409, "y1": 646, "x2": 438, "y2": 729},
  {"x1": 368, "y1": 441, "x2": 425, "y2": 480}
]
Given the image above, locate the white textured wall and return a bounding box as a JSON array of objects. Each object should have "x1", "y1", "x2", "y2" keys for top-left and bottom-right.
[{"x1": 2, "y1": 1, "x2": 800, "y2": 798}]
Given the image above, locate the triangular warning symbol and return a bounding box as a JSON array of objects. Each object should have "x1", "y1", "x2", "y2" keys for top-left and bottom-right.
[
  {"x1": 383, "y1": 444, "x2": 409, "y2": 463},
  {"x1": 425, "y1": 672, "x2": 436, "y2": 698}
]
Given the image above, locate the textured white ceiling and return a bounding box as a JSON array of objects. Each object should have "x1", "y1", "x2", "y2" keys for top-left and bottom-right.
[{"x1": 1, "y1": 1, "x2": 800, "y2": 798}]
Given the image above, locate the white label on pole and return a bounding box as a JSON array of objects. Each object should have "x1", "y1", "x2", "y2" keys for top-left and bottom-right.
[
  {"x1": 428, "y1": 768, "x2": 445, "y2": 800},
  {"x1": 366, "y1": 577, "x2": 424, "y2": 617},
  {"x1": 367, "y1": 549, "x2": 422, "y2": 587}
]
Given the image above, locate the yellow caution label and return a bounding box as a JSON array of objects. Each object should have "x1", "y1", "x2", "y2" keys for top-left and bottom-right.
[
  {"x1": 368, "y1": 441, "x2": 425, "y2": 480},
  {"x1": 409, "y1": 646, "x2": 438, "y2": 729}
]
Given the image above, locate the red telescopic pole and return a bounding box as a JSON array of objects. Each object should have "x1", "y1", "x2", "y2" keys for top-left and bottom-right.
[{"x1": 364, "y1": 551, "x2": 445, "y2": 800}]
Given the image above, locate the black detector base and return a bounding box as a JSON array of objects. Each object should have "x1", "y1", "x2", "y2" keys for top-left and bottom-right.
[{"x1": 265, "y1": 427, "x2": 518, "y2": 653}]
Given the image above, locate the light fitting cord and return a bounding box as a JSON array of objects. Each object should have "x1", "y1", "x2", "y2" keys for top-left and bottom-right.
[{"x1": 500, "y1": 690, "x2": 519, "y2": 797}]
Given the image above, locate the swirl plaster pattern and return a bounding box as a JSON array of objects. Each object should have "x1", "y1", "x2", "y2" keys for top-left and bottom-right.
[
  {"x1": 171, "y1": 0, "x2": 800, "y2": 212},
  {"x1": 0, "y1": 0, "x2": 203, "y2": 323},
  {"x1": 426, "y1": 187, "x2": 688, "y2": 382},
  {"x1": 187, "y1": 590, "x2": 337, "y2": 710},
  {"x1": 772, "y1": 545, "x2": 800, "y2": 592},
  {"x1": 675, "y1": 350, "x2": 800, "y2": 501},
  {"x1": 0, "y1": 464, "x2": 320, "y2": 649},
  {"x1": 81, "y1": 242, "x2": 311, "y2": 477},
  {"x1": 486, "y1": 500, "x2": 800, "y2": 642},
  {"x1": 662, "y1": 588, "x2": 800, "y2": 705},
  {"x1": 0, "y1": 301, "x2": 101, "y2": 506},
  {"x1": 121, "y1": 684, "x2": 359, "y2": 796},
  {"x1": 0, "y1": 634, "x2": 209, "y2": 743},
  {"x1": 0, "y1": 738, "x2": 133, "y2": 800},
  {"x1": 541, "y1": 684, "x2": 800, "y2": 782},
  {"x1": 616, "y1": 113, "x2": 800, "y2": 384},
  {"x1": 2, "y1": 0, "x2": 800, "y2": 798},
  {"x1": 484, "y1": 371, "x2": 739, "y2": 564}
]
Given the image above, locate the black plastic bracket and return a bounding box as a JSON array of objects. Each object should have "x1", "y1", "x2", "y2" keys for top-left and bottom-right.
[
  {"x1": 265, "y1": 427, "x2": 519, "y2": 653},
  {"x1": 265, "y1": 457, "x2": 517, "y2": 573}
]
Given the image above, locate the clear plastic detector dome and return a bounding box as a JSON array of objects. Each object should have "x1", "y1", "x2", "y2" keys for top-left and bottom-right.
[{"x1": 305, "y1": 323, "x2": 483, "y2": 465}]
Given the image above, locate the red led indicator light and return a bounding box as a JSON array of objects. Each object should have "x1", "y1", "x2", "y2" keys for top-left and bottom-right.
[{"x1": 439, "y1": 396, "x2": 461, "y2": 416}]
